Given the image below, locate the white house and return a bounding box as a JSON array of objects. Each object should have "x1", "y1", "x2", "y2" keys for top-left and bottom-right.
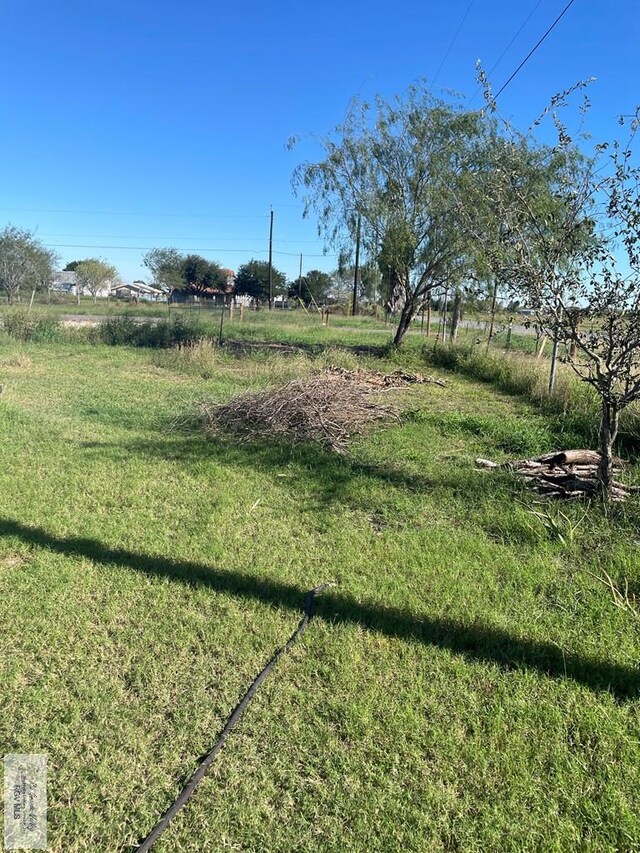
[
  {"x1": 112, "y1": 281, "x2": 167, "y2": 302},
  {"x1": 51, "y1": 270, "x2": 77, "y2": 294}
]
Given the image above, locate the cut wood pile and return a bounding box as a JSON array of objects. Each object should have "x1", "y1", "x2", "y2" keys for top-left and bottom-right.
[
  {"x1": 325, "y1": 365, "x2": 447, "y2": 388},
  {"x1": 476, "y1": 449, "x2": 637, "y2": 500},
  {"x1": 194, "y1": 367, "x2": 444, "y2": 452}
]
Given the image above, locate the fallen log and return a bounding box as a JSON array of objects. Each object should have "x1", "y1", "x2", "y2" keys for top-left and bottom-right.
[
  {"x1": 525, "y1": 449, "x2": 623, "y2": 468},
  {"x1": 475, "y1": 449, "x2": 634, "y2": 500}
]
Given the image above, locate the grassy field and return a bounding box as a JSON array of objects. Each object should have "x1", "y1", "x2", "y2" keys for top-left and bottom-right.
[{"x1": 1, "y1": 317, "x2": 640, "y2": 851}]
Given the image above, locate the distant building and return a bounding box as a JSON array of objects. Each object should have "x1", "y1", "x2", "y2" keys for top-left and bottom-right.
[
  {"x1": 51, "y1": 269, "x2": 113, "y2": 298},
  {"x1": 51, "y1": 270, "x2": 77, "y2": 294},
  {"x1": 112, "y1": 281, "x2": 166, "y2": 302}
]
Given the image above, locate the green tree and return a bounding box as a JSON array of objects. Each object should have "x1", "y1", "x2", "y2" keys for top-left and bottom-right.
[
  {"x1": 142, "y1": 248, "x2": 185, "y2": 294},
  {"x1": 0, "y1": 225, "x2": 58, "y2": 304},
  {"x1": 180, "y1": 254, "x2": 227, "y2": 299},
  {"x1": 235, "y1": 260, "x2": 287, "y2": 305},
  {"x1": 332, "y1": 262, "x2": 383, "y2": 307},
  {"x1": 289, "y1": 269, "x2": 333, "y2": 307},
  {"x1": 74, "y1": 258, "x2": 118, "y2": 304},
  {"x1": 291, "y1": 83, "x2": 493, "y2": 345},
  {"x1": 143, "y1": 249, "x2": 228, "y2": 300}
]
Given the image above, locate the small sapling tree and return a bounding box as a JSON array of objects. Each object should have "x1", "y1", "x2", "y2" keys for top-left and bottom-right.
[
  {"x1": 545, "y1": 122, "x2": 640, "y2": 497},
  {"x1": 469, "y1": 76, "x2": 640, "y2": 499}
]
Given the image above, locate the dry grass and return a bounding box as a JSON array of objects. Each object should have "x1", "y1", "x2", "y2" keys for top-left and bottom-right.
[{"x1": 0, "y1": 352, "x2": 33, "y2": 369}]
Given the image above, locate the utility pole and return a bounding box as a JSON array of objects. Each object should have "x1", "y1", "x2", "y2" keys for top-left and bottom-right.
[
  {"x1": 268, "y1": 207, "x2": 274, "y2": 309},
  {"x1": 298, "y1": 253, "x2": 303, "y2": 302},
  {"x1": 352, "y1": 215, "x2": 361, "y2": 317}
]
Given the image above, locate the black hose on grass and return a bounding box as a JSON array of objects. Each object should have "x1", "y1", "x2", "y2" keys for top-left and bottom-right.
[{"x1": 135, "y1": 582, "x2": 331, "y2": 852}]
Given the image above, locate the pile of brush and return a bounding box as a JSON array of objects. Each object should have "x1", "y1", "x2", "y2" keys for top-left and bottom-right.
[
  {"x1": 194, "y1": 367, "x2": 444, "y2": 452},
  {"x1": 325, "y1": 365, "x2": 447, "y2": 388},
  {"x1": 476, "y1": 449, "x2": 636, "y2": 500}
]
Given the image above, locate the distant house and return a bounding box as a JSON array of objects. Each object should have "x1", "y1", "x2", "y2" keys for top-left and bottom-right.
[
  {"x1": 112, "y1": 281, "x2": 166, "y2": 302},
  {"x1": 51, "y1": 270, "x2": 77, "y2": 294},
  {"x1": 51, "y1": 270, "x2": 113, "y2": 299}
]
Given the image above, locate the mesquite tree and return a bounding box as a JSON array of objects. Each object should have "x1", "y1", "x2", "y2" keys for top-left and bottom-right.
[
  {"x1": 0, "y1": 226, "x2": 58, "y2": 304},
  {"x1": 74, "y1": 258, "x2": 118, "y2": 304},
  {"x1": 469, "y1": 79, "x2": 640, "y2": 499},
  {"x1": 291, "y1": 84, "x2": 493, "y2": 346},
  {"x1": 544, "y1": 128, "x2": 640, "y2": 497},
  {"x1": 456, "y1": 79, "x2": 597, "y2": 387}
]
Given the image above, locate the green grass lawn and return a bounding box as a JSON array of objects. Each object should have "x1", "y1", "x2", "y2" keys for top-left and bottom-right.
[{"x1": 1, "y1": 327, "x2": 640, "y2": 851}]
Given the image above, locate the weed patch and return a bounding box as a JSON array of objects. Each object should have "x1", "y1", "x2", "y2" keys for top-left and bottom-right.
[
  {"x1": 95, "y1": 315, "x2": 206, "y2": 348},
  {"x1": 1, "y1": 308, "x2": 60, "y2": 342}
]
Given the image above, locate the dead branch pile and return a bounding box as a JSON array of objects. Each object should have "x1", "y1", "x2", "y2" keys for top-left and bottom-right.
[
  {"x1": 325, "y1": 365, "x2": 447, "y2": 388},
  {"x1": 195, "y1": 367, "x2": 441, "y2": 452},
  {"x1": 476, "y1": 449, "x2": 637, "y2": 500}
]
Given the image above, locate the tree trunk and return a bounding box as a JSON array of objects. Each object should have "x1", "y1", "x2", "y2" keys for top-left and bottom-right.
[
  {"x1": 548, "y1": 334, "x2": 559, "y2": 393},
  {"x1": 486, "y1": 278, "x2": 498, "y2": 353},
  {"x1": 426, "y1": 296, "x2": 431, "y2": 338},
  {"x1": 449, "y1": 290, "x2": 461, "y2": 342},
  {"x1": 441, "y1": 287, "x2": 449, "y2": 338},
  {"x1": 597, "y1": 401, "x2": 620, "y2": 500},
  {"x1": 392, "y1": 300, "x2": 415, "y2": 347}
]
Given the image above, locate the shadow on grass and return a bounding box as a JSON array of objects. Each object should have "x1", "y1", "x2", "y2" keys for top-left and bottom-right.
[
  {"x1": 1, "y1": 516, "x2": 637, "y2": 699},
  {"x1": 76, "y1": 433, "x2": 504, "y2": 512}
]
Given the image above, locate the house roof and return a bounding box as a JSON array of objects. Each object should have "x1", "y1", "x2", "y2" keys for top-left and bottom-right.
[{"x1": 113, "y1": 282, "x2": 164, "y2": 295}]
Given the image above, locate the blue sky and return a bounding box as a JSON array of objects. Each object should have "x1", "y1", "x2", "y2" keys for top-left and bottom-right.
[{"x1": 1, "y1": 0, "x2": 637, "y2": 283}]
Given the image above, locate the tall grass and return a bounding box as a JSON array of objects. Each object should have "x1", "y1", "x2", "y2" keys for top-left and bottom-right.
[
  {"x1": 1, "y1": 308, "x2": 60, "y2": 342},
  {"x1": 422, "y1": 341, "x2": 640, "y2": 450},
  {"x1": 94, "y1": 315, "x2": 206, "y2": 347}
]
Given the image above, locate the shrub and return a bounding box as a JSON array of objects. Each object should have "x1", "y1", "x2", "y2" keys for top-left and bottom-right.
[
  {"x1": 1, "y1": 309, "x2": 60, "y2": 342},
  {"x1": 97, "y1": 317, "x2": 139, "y2": 345},
  {"x1": 96, "y1": 316, "x2": 205, "y2": 348}
]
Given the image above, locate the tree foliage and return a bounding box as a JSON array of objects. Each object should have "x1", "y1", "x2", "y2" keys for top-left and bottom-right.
[
  {"x1": 234, "y1": 260, "x2": 287, "y2": 304},
  {"x1": 142, "y1": 248, "x2": 185, "y2": 293},
  {"x1": 142, "y1": 248, "x2": 228, "y2": 299},
  {"x1": 0, "y1": 225, "x2": 59, "y2": 304},
  {"x1": 291, "y1": 84, "x2": 495, "y2": 344},
  {"x1": 181, "y1": 255, "x2": 227, "y2": 297},
  {"x1": 74, "y1": 258, "x2": 118, "y2": 303},
  {"x1": 289, "y1": 269, "x2": 333, "y2": 307}
]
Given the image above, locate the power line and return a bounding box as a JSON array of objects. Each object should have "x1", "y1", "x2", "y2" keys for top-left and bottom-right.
[
  {"x1": 493, "y1": 0, "x2": 578, "y2": 102},
  {"x1": 33, "y1": 232, "x2": 325, "y2": 245},
  {"x1": 43, "y1": 243, "x2": 268, "y2": 253},
  {"x1": 467, "y1": 0, "x2": 545, "y2": 105},
  {"x1": 0, "y1": 207, "x2": 270, "y2": 219},
  {"x1": 432, "y1": 0, "x2": 475, "y2": 85},
  {"x1": 40, "y1": 242, "x2": 338, "y2": 259}
]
